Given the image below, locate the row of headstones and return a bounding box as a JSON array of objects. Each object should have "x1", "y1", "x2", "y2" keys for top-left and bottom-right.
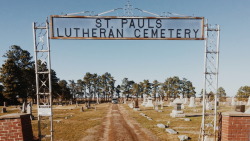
[
  {"x1": 1, "y1": 102, "x2": 33, "y2": 114},
  {"x1": 231, "y1": 96, "x2": 250, "y2": 106},
  {"x1": 142, "y1": 96, "x2": 250, "y2": 108}
]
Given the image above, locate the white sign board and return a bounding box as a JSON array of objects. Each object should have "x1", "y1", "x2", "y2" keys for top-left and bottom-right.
[
  {"x1": 50, "y1": 16, "x2": 204, "y2": 40},
  {"x1": 38, "y1": 105, "x2": 52, "y2": 116}
]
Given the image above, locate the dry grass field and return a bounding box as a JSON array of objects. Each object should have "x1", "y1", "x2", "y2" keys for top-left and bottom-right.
[{"x1": 0, "y1": 102, "x2": 246, "y2": 141}]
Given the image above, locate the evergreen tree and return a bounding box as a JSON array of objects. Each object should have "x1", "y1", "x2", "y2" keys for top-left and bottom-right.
[
  {"x1": 58, "y1": 80, "x2": 71, "y2": 101},
  {"x1": 0, "y1": 45, "x2": 34, "y2": 104},
  {"x1": 142, "y1": 79, "x2": 151, "y2": 97},
  {"x1": 152, "y1": 80, "x2": 160, "y2": 100},
  {"x1": 236, "y1": 86, "x2": 250, "y2": 101},
  {"x1": 217, "y1": 87, "x2": 226, "y2": 101},
  {"x1": 180, "y1": 78, "x2": 196, "y2": 98},
  {"x1": 0, "y1": 84, "x2": 4, "y2": 105}
]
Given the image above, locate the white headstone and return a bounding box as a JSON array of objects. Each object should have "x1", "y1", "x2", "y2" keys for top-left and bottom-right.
[
  {"x1": 173, "y1": 98, "x2": 183, "y2": 104},
  {"x1": 27, "y1": 103, "x2": 32, "y2": 114},
  {"x1": 160, "y1": 100, "x2": 164, "y2": 109},
  {"x1": 166, "y1": 128, "x2": 178, "y2": 134},
  {"x1": 178, "y1": 135, "x2": 189, "y2": 141},
  {"x1": 154, "y1": 102, "x2": 159, "y2": 111},
  {"x1": 181, "y1": 104, "x2": 185, "y2": 110},
  {"x1": 206, "y1": 102, "x2": 213, "y2": 110},
  {"x1": 145, "y1": 97, "x2": 154, "y2": 107},
  {"x1": 231, "y1": 97, "x2": 236, "y2": 106},
  {"x1": 157, "y1": 123, "x2": 166, "y2": 128},
  {"x1": 188, "y1": 97, "x2": 196, "y2": 107},
  {"x1": 247, "y1": 96, "x2": 250, "y2": 106},
  {"x1": 180, "y1": 95, "x2": 183, "y2": 100},
  {"x1": 22, "y1": 102, "x2": 26, "y2": 113},
  {"x1": 142, "y1": 95, "x2": 147, "y2": 106},
  {"x1": 245, "y1": 107, "x2": 250, "y2": 114},
  {"x1": 1, "y1": 108, "x2": 7, "y2": 113},
  {"x1": 184, "y1": 98, "x2": 188, "y2": 104}
]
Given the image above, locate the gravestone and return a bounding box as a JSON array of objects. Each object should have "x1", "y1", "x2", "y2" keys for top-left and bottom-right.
[
  {"x1": 170, "y1": 98, "x2": 185, "y2": 118},
  {"x1": 184, "y1": 98, "x2": 188, "y2": 105},
  {"x1": 26, "y1": 103, "x2": 34, "y2": 120},
  {"x1": 21, "y1": 102, "x2": 26, "y2": 113},
  {"x1": 181, "y1": 104, "x2": 185, "y2": 110},
  {"x1": 245, "y1": 107, "x2": 250, "y2": 114},
  {"x1": 165, "y1": 128, "x2": 178, "y2": 134},
  {"x1": 206, "y1": 102, "x2": 213, "y2": 110},
  {"x1": 157, "y1": 123, "x2": 166, "y2": 128},
  {"x1": 169, "y1": 102, "x2": 175, "y2": 107},
  {"x1": 231, "y1": 97, "x2": 236, "y2": 106},
  {"x1": 247, "y1": 96, "x2": 250, "y2": 106},
  {"x1": 235, "y1": 105, "x2": 245, "y2": 112},
  {"x1": 188, "y1": 97, "x2": 196, "y2": 107},
  {"x1": 174, "y1": 103, "x2": 182, "y2": 111},
  {"x1": 142, "y1": 95, "x2": 147, "y2": 106},
  {"x1": 26, "y1": 103, "x2": 32, "y2": 114},
  {"x1": 180, "y1": 95, "x2": 183, "y2": 100},
  {"x1": 178, "y1": 135, "x2": 189, "y2": 141},
  {"x1": 128, "y1": 102, "x2": 134, "y2": 108},
  {"x1": 1, "y1": 108, "x2": 7, "y2": 113},
  {"x1": 145, "y1": 97, "x2": 154, "y2": 107},
  {"x1": 160, "y1": 100, "x2": 164, "y2": 109},
  {"x1": 155, "y1": 103, "x2": 159, "y2": 111},
  {"x1": 3, "y1": 102, "x2": 7, "y2": 107}
]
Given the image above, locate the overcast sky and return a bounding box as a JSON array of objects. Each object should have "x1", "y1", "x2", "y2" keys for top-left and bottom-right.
[{"x1": 0, "y1": 0, "x2": 250, "y2": 97}]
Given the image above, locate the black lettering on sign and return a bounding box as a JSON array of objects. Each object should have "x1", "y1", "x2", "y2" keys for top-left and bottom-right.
[
  {"x1": 117, "y1": 29, "x2": 123, "y2": 38},
  {"x1": 161, "y1": 29, "x2": 166, "y2": 38},
  {"x1": 156, "y1": 19, "x2": 162, "y2": 28},
  {"x1": 129, "y1": 19, "x2": 135, "y2": 28},
  {"x1": 144, "y1": 29, "x2": 149, "y2": 38},
  {"x1": 100, "y1": 28, "x2": 106, "y2": 37},
  {"x1": 92, "y1": 28, "x2": 97, "y2": 37},
  {"x1": 134, "y1": 29, "x2": 140, "y2": 38},
  {"x1": 65, "y1": 28, "x2": 71, "y2": 37},
  {"x1": 184, "y1": 29, "x2": 191, "y2": 38},
  {"x1": 168, "y1": 29, "x2": 174, "y2": 38},
  {"x1": 105, "y1": 19, "x2": 111, "y2": 28},
  {"x1": 148, "y1": 19, "x2": 154, "y2": 28},
  {"x1": 96, "y1": 18, "x2": 102, "y2": 28},
  {"x1": 108, "y1": 29, "x2": 114, "y2": 38},
  {"x1": 122, "y1": 19, "x2": 128, "y2": 28},
  {"x1": 193, "y1": 29, "x2": 199, "y2": 38},
  {"x1": 82, "y1": 29, "x2": 90, "y2": 37},
  {"x1": 151, "y1": 29, "x2": 158, "y2": 38},
  {"x1": 57, "y1": 28, "x2": 63, "y2": 37},
  {"x1": 74, "y1": 28, "x2": 80, "y2": 37},
  {"x1": 138, "y1": 19, "x2": 144, "y2": 28},
  {"x1": 176, "y1": 29, "x2": 182, "y2": 38}
]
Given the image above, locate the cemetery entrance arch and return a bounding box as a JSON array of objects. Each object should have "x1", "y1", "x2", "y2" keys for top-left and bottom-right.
[{"x1": 33, "y1": 5, "x2": 220, "y2": 141}]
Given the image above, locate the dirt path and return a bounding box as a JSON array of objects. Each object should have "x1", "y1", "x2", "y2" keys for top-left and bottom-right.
[{"x1": 81, "y1": 104, "x2": 159, "y2": 141}]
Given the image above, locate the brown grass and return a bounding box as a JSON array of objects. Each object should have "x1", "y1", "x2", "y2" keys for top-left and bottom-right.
[{"x1": 123, "y1": 104, "x2": 202, "y2": 141}]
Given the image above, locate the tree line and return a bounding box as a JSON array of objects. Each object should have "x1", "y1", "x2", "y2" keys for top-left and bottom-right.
[{"x1": 0, "y1": 45, "x2": 248, "y2": 105}]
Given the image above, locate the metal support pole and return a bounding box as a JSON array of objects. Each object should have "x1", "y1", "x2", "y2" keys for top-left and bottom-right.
[
  {"x1": 33, "y1": 22, "x2": 42, "y2": 139},
  {"x1": 199, "y1": 22, "x2": 220, "y2": 141},
  {"x1": 201, "y1": 19, "x2": 208, "y2": 141},
  {"x1": 33, "y1": 20, "x2": 53, "y2": 141},
  {"x1": 46, "y1": 19, "x2": 54, "y2": 141},
  {"x1": 214, "y1": 24, "x2": 220, "y2": 136}
]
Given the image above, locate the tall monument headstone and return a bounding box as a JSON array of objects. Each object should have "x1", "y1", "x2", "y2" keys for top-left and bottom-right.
[
  {"x1": 246, "y1": 96, "x2": 250, "y2": 106},
  {"x1": 231, "y1": 97, "x2": 236, "y2": 106},
  {"x1": 188, "y1": 97, "x2": 196, "y2": 107}
]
